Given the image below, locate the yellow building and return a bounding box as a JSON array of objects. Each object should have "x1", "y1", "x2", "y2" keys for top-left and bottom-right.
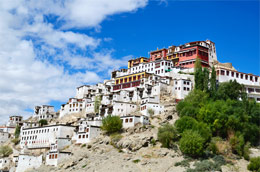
[
  {"x1": 113, "y1": 72, "x2": 150, "y2": 90},
  {"x1": 128, "y1": 57, "x2": 149, "y2": 68}
]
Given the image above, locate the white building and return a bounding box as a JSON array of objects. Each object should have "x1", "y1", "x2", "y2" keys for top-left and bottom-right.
[
  {"x1": 20, "y1": 124, "x2": 75, "y2": 149},
  {"x1": 73, "y1": 119, "x2": 101, "y2": 144},
  {"x1": 120, "y1": 115, "x2": 149, "y2": 128},
  {"x1": 112, "y1": 101, "x2": 138, "y2": 116},
  {"x1": 16, "y1": 154, "x2": 42, "y2": 172},
  {"x1": 34, "y1": 105, "x2": 56, "y2": 119},
  {"x1": 0, "y1": 157, "x2": 10, "y2": 170},
  {"x1": 216, "y1": 67, "x2": 260, "y2": 102},
  {"x1": 140, "y1": 96, "x2": 164, "y2": 116},
  {"x1": 173, "y1": 78, "x2": 193, "y2": 101},
  {"x1": 6, "y1": 116, "x2": 23, "y2": 127},
  {"x1": 45, "y1": 141, "x2": 72, "y2": 167},
  {"x1": 0, "y1": 131, "x2": 9, "y2": 143}
]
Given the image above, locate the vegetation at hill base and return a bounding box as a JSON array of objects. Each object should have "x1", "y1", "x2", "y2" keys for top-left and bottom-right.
[
  {"x1": 0, "y1": 145, "x2": 13, "y2": 157},
  {"x1": 158, "y1": 58, "x2": 260, "y2": 161},
  {"x1": 101, "y1": 115, "x2": 122, "y2": 134},
  {"x1": 247, "y1": 156, "x2": 260, "y2": 172}
]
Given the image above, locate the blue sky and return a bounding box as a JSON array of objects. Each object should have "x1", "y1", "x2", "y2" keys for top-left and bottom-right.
[
  {"x1": 95, "y1": 1, "x2": 259, "y2": 74},
  {"x1": 0, "y1": 0, "x2": 259, "y2": 122}
]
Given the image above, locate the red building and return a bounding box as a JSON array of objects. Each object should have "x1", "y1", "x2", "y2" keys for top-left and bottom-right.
[
  {"x1": 177, "y1": 42, "x2": 209, "y2": 68},
  {"x1": 149, "y1": 48, "x2": 167, "y2": 62}
]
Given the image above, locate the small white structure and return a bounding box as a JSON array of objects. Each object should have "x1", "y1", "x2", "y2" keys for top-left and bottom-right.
[
  {"x1": 0, "y1": 157, "x2": 10, "y2": 170},
  {"x1": 16, "y1": 154, "x2": 42, "y2": 172},
  {"x1": 120, "y1": 115, "x2": 149, "y2": 128},
  {"x1": 6, "y1": 116, "x2": 23, "y2": 127},
  {"x1": 0, "y1": 131, "x2": 9, "y2": 143},
  {"x1": 173, "y1": 78, "x2": 193, "y2": 101},
  {"x1": 45, "y1": 141, "x2": 72, "y2": 166},
  {"x1": 34, "y1": 105, "x2": 55, "y2": 116},
  {"x1": 112, "y1": 101, "x2": 137, "y2": 116},
  {"x1": 73, "y1": 121, "x2": 101, "y2": 144},
  {"x1": 20, "y1": 124, "x2": 75, "y2": 149}
]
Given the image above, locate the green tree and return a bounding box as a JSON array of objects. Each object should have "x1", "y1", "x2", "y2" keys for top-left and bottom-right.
[
  {"x1": 247, "y1": 156, "x2": 260, "y2": 172},
  {"x1": 0, "y1": 145, "x2": 13, "y2": 157},
  {"x1": 14, "y1": 125, "x2": 21, "y2": 138},
  {"x1": 157, "y1": 123, "x2": 178, "y2": 148},
  {"x1": 101, "y1": 115, "x2": 122, "y2": 134},
  {"x1": 38, "y1": 119, "x2": 48, "y2": 126},
  {"x1": 210, "y1": 66, "x2": 217, "y2": 97},
  {"x1": 180, "y1": 130, "x2": 205, "y2": 157},
  {"x1": 94, "y1": 96, "x2": 101, "y2": 113},
  {"x1": 203, "y1": 68, "x2": 209, "y2": 92},
  {"x1": 216, "y1": 80, "x2": 245, "y2": 100},
  {"x1": 194, "y1": 58, "x2": 204, "y2": 90}
]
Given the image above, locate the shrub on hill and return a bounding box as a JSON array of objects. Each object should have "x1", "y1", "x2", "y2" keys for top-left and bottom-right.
[
  {"x1": 0, "y1": 145, "x2": 13, "y2": 157},
  {"x1": 38, "y1": 119, "x2": 48, "y2": 126},
  {"x1": 101, "y1": 115, "x2": 122, "y2": 134},
  {"x1": 247, "y1": 156, "x2": 260, "y2": 172},
  {"x1": 157, "y1": 123, "x2": 178, "y2": 148},
  {"x1": 179, "y1": 130, "x2": 205, "y2": 157}
]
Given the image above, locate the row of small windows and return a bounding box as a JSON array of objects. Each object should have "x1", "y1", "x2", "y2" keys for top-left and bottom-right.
[
  {"x1": 22, "y1": 128, "x2": 58, "y2": 135},
  {"x1": 78, "y1": 134, "x2": 88, "y2": 139},
  {"x1": 218, "y1": 70, "x2": 258, "y2": 82},
  {"x1": 49, "y1": 154, "x2": 58, "y2": 159},
  {"x1": 175, "y1": 87, "x2": 190, "y2": 91}
]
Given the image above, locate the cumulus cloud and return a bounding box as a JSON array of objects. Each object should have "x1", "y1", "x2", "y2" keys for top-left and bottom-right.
[{"x1": 0, "y1": 0, "x2": 148, "y2": 123}]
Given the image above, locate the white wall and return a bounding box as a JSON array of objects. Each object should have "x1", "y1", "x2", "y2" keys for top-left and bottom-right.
[
  {"x1": 0, "y1": 132, "x2": 9, "y2": 144},
  {"x1": 16, "y1": 155, "x2": 42, "y2": 172}
]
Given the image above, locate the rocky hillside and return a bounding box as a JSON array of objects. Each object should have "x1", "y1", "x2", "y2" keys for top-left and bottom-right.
[{"x1": 27, "y1": 98, "x2": 258, "y2": 172}]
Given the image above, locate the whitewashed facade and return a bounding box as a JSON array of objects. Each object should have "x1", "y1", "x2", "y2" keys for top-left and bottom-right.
[
  {"x1": 0, "y1": 131, "x2": 9, "y2": 143},
  {"x1": 216, "y1": 67, "x2": 260, "y2": 102},
  {"x1": 120, "y1": 115, "x2": 149, "y2": 128},
  {"x1": 16, "y1": 154, "x2": 42, "y2": 172},
  {"x1": 20, "y1": 124, "x2": 75, "y2": 149}
]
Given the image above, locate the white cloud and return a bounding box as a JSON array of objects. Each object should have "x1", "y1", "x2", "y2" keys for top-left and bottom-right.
[{"x1": 0, "y1": 0, "x2": 148, "y2": 124}]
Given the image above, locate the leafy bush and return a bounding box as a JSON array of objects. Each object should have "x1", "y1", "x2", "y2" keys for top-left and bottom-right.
[
  {"x1": 174, "y1": 159, "x2": 190, "y2": 167},
  {"x1": 81, "y1": 144, "x2": 86, "y2": 148},
  {"x1": 229, "y1": 134, "x2": 245, "y2": 156},
  {"x1": 0, "y1": 145, "x2": 13, "y2": 157},
  {"x1": 101, "y1": 115, "x2": 122, "y2": 134},
  {"x1": 157, "y1": 123, "x2": 178, "y2": 148},
  {"x1": 132, "y1": 159, "x2": 140, "y2": 163},
  {"x1": 11, "y1": 138, "x2": 20, "y2": 145},
  {"x1": 208, "y1": 137, "x2": 222, "y2": 154},
  {"x1": 247, "y1": 156, "x2": 260, "y2": 172},
  {"x1": 150, "y1": 139, "x2": 156, "y2": 146},
  {"x1": 147, "y1": 108, "x2": 154, "y2": 116},
  {"x1": 38, "y1": 119, "x2": 48, "y2": 126},
  {"x1": 175, "y1": 116, "x2": 211, "y2": 142},
  {"x1": 179, "y1": 130, "x2": 205, "y2": 157},
  {"x1": 187, "y1": 160, "x2": 220, "y2": 172}
]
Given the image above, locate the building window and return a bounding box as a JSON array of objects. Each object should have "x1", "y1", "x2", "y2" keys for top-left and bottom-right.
[
  {"x1": 79, "y1": 135, "x2": 81, "y2": 139},
  {"x1": 245, "y1": 75, "x2": 248, "y2": 80},
  {"x1": 226, "y1": 71, "x2": 229, "y2": 76},
  {"x1": 221, "y1": 70, "x2": 225, "y2": 75},
  {"x1": 125, "y1": 119, "x2": 128, "y2": 123},
  {"x1": 83, "y1": 135, "x2": 85, "y2": 138},
  {"x1": 241, "y1": 74, "x2": 243, "y2": 79},
  {"x1": 55, "y1": 154, "x2": 57, "y2": 159},
  {"x1": 236, "y1": 73, "x2": 239, "y2": 78},
  {"x1": 49, "y1": 155, "x2": 52, "y2": 159},
  {"x1": 130, "y1": 118, "x2": 133, "y2": 123}
]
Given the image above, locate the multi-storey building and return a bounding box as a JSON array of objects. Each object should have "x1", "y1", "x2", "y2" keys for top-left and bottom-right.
[
  {"x1": 215, "y1": 66, "x2": 260, "y2": 102},
  {"x1": 20, "y1": 124, "x2": 75, "y2": 149},
  {"x1": 34, "y1": 105, "x2": 57, "y2": 120}
]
